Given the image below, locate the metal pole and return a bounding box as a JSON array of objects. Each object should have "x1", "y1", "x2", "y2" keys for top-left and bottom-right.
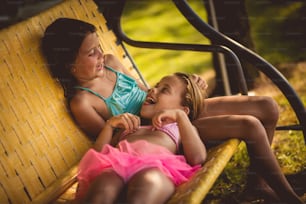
[{"x1": 208, "y1": 0, "x2": 231, "y2": 95}]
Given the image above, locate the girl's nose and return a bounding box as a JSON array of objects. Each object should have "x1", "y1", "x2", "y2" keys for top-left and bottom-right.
[{"x1": 148, "y1": 88, "x2": 156, "y2": 94}]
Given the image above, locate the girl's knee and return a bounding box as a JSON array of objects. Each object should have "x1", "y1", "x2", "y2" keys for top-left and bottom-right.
[
  {"x1": 239, "y1": 115, "x2": 269, "y2": 145},
  {"x1": 84, "y1": 170, "x2": 123, "y2": 204},
  {"x1": 127, "y1": 169, "x2": 175, "y2": 204},
  {"x1": 240, "y1": 115, "x2": 265, "y2": 136},
  {"x1": 255, "y1": 96, "x2": 279, "y2": 123},
  {"x1": 130, "y1": 168, "x2": 172, "y2": 187}
]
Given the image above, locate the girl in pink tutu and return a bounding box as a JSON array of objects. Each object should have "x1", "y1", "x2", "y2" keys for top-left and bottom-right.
[{"x1": 76, "y1": 72, "x2": 207, "y2": 203}]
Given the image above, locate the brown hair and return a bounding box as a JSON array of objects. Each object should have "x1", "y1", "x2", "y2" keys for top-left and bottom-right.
[
  {"x1": 41, "y1": 18, "x2": 96, "y2": 98},
  {"x1": 174, "y1": 72, "x2": 206, "y2": 121}
]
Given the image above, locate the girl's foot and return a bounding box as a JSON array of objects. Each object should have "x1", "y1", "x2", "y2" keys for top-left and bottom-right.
[{"x1": 240, "y1": 176, "x2": 280, "y2": 203}]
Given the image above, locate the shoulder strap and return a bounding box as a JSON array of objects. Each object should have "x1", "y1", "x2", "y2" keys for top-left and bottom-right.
[
  {"x1": 73, "y1": 86, "x2": 106, "y2": 100},
  {"x1": 105, "y1": 65, "x2": 119, "y2": 74}
]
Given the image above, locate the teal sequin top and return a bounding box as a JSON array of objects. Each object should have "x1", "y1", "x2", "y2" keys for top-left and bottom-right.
[{"x1": 74, "y1": 66, "x2": 147, "y2": 116}]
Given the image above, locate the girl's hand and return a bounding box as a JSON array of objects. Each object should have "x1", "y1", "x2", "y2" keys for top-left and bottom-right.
[
  {"x1": 191, "y1": 74, "x2": 208, "y2": 90},
  {"x1": 152, "y1": 109, "x2": 185, "y2": 128},
  {"x1": 107, "y1": 113, "x2": 140, "y2": 133}
]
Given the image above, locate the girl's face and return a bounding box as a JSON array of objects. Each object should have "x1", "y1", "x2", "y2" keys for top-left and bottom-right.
[
  {"x1": 141, "y1": 75, "x2": 186, "y2": 119},
  {"x1": 72, "y1": 32, "x2": 104, "y2": 82}
]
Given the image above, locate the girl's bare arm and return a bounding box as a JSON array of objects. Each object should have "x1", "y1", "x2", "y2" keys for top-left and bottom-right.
[
  {"x1": 70, "y1": 95, "x2": 105, "y2": 139},
  {"x1": 94, "y1": 113, "x2": 140, "y2": 151},
  {"x1": 152, "y1": 109, "x2": 207, "y2": 166}
]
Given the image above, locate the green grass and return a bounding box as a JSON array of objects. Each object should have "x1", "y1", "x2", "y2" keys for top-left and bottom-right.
[
  {"x1": 272, "y1": 64, "x2": 306, "y2": 175},
  {"x1": 246, "y1": 1, "x2": 306, "y2": 65},
  {"x1": 121, "y1": 0, "x2": 212, "y2": 86}
]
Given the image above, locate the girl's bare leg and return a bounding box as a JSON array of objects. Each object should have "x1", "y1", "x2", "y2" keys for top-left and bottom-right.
[
  {"x1": 82, "y1": 170, "x2": 124, "y2": 204},
  {"x1": 198, "y1": 95, "x2": 280, "y2": 198},
  {"x1": 202, "y1": 95, "x2": 279, "y2": 143},
  {"x1": 127, "y1": 168, "x2": 175, "y2": 204},
  {"x1": 193, "y1": 115, "x2": 302, "y2": 203}
]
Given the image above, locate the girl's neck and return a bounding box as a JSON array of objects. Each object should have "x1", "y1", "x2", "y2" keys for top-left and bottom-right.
[
  {"x1": 76, "y1": 67, "x2": 108, "y2": 88},
  {"x1": 76, "y1": 75, "x2": 102, "y2": 88}
]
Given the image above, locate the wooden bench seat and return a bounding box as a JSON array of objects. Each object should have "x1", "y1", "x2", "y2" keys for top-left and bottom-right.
[{"x1": 0, "y1": 0, "x2": 240, "y2": 203}]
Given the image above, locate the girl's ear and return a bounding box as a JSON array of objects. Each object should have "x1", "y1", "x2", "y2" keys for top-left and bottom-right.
[
  {"x1": 182, "y1": 106, "x2": 190, "y2": 115},
  {"x1": 69, "y1": 64, "x2": 76, "y2": 73}
]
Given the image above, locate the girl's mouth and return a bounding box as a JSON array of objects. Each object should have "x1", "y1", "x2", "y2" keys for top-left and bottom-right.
[
  {"x1": 97, "y1": 63, "x2": 103, "y2": 71},
  {"x1": 144, "y1": 97, "x2": 156, "y2": 105}
]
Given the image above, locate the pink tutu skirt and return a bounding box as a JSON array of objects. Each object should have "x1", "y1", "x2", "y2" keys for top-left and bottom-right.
[{"x1": 76, "y1": 140, "x2": 201, "y2": 199}]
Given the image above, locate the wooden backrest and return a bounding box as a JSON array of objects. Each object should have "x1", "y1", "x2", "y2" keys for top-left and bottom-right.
[{"x1": 0, "y1": 0, "x2": 135, "y2": 203}]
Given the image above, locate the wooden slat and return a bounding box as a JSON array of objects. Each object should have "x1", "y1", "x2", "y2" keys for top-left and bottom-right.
[
  {"x1": 0, "y1": 0, "x2": 106, "y2": 202},
  {"x1": 166, "y1": 139, "x2": 240, "y2": 204}
]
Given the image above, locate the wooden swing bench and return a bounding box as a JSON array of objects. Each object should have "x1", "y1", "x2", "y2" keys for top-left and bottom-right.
[{"x1": 0, "y1": 0, "x2": 265, "y2": 203}]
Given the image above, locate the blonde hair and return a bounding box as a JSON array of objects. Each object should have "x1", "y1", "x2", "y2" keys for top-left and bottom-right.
[{"x1": 174, "y1": 72, "x2": 206, "y2": 121}]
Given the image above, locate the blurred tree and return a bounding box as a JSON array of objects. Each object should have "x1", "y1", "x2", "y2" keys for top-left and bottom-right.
[
  {"x1": 203, "y1": 0, "x2": 258, "y2": 96},
  {"x1": 247, "y1": 1, "x2": 306, "y2": 64}
]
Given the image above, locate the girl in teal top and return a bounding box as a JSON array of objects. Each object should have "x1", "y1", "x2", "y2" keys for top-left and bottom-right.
[
  {"x1": 41, "y1": 18, "x2": 303, "y2": 203},
  {"x1": 74, "y1": 66, "x2": 147, "y2": 117}
]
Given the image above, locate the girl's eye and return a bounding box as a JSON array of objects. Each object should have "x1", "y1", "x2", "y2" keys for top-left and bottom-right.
[
  {"x1": 88, "y1": 49, "x2": 95, "y2": 56},
  {"x1": 89, "y1": 46, "x2": 103, "y2": 56},
  {"x1": 161, "y1": 87, "x2": 169, "y2": 93}
]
